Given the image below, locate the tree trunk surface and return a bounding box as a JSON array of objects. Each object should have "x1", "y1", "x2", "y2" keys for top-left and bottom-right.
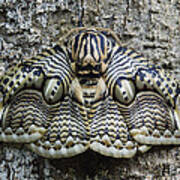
[{"x1": 0, "y1": 0, "x2": 180, "y2": 179}]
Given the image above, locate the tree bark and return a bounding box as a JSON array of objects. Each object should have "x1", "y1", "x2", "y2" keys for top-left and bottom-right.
[{"x1": 0, "y1": 0, "x2": 180, "y2": 179}]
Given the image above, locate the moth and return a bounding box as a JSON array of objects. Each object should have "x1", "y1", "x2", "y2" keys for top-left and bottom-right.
[{"x1": 0, "y1": 27, "x2": 180, "y2": 158}]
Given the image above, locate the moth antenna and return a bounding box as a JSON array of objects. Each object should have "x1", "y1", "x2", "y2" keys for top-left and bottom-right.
[
  {"x1": 78, "y1": 0, "x2": 84, "y2": 27},
  {"x1": 96, "y1": 0, "x2": 100, "y2": 14}
]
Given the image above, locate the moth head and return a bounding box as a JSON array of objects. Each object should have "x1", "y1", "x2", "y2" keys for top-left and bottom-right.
[{"x1": 70, "y1": 30, "x2": 113, "y2": 77}]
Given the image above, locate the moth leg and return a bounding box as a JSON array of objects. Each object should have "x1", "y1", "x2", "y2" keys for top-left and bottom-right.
[
  {"x1": 69, "y1": 78, "x2": 84, "y2": 104},
  {"x1": 0, "y1": 90, "x2": 47, "y2": 143},
  {"x1": 137, "y1": 144, "x2": 152, "y2": 153}
]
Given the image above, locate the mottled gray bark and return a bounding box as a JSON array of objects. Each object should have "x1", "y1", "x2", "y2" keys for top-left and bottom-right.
[{"x1": 0, "y1": 0, "x2": 180, "y2": 179}]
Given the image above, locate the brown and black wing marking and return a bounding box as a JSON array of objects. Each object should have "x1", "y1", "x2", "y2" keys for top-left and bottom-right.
[{"x1": 104, "y1": 45, "x2": 180, "y2": 152}]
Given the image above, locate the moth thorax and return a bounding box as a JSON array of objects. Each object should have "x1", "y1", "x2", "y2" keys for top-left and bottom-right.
[{"x1": 70, "y1": 31, "x2": 110, "y2": 75}]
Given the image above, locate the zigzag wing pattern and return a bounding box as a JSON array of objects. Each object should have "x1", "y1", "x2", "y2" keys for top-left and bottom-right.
[
  {"x1": 0, "y1": 45, "x2": 74, "y2": 143},
  {"x1": 105, "y1": 46, "x2": 180, "y2": 147},
  {"x1": 0, "y1": 28, "x2": 180, "y2": 159}
]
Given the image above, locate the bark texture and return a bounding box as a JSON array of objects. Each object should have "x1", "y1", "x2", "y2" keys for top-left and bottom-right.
[{"x1": 0, "y1": 0, "x2": 180, "y2": 179}]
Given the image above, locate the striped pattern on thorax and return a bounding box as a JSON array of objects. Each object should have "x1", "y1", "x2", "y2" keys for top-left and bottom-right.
[{"x1": 71, "y1": 30, "x2": 108, "y2": 64}]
